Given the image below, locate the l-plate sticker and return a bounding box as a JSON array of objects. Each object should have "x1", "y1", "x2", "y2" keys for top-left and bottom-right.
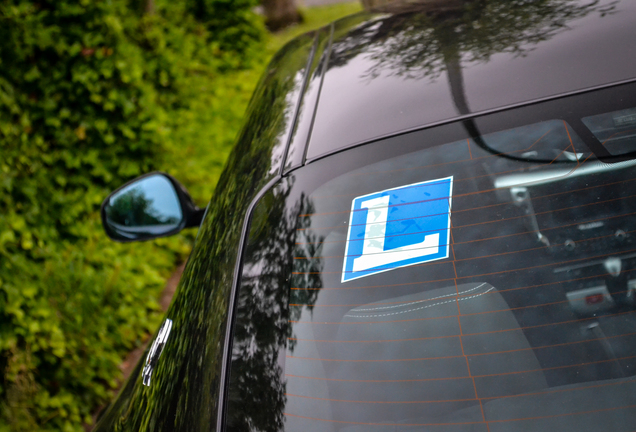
[{"x1": 342, "y1": 177, "x2": 453, "y2": 283}]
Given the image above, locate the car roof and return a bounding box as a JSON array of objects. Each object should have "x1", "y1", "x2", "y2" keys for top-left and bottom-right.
[{"x1": 282, "y1": 0, "x2": 636, "y2": 169}]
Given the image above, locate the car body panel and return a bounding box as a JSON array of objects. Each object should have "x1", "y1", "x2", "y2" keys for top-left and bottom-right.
[
  {"x1": 93, "y1": 31, "x2": 316, "y2": 432},
  {"x1": 94, "y1": 1, "x2": 636, "y2": 431},
  {"x1": 282, "y1": 26, "x2": 334, "y2": 172}
]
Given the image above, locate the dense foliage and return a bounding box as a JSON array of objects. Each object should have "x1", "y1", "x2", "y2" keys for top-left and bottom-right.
[{"x1": 0, "y1": 1, "x2": 263, "y2": 430}]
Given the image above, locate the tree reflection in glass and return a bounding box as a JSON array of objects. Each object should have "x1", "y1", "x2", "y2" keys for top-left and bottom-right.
[
  {"x1": 226, "y1": 177, "x2": 324, "y2": 432},
  {"x1": 332, "y1": 0, "x2": 616, "y2": 113}
]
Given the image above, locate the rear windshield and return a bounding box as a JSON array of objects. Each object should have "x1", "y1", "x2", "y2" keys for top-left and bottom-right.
[{"x1": 225, "y1": 83, "x2": 636, "y2": 432}]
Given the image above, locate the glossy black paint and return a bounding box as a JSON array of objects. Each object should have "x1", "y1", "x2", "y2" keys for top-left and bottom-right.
[
  {"x1": 93, "y1": 30, "x2": 316, "y2": 432},
  {"x1": 94, "y1": 0, "x2": 636, "y2": 431},
  {"x1": 283, "y1": 25, "x2": 333, "y2": 172}
]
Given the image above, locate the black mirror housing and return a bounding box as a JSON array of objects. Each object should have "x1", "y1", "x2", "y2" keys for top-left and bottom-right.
[{"x1": 101, "y1": 172, "x2": 205, "y2": 242}]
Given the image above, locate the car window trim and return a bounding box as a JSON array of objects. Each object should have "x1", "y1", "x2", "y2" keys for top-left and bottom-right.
[{"x1": 216, "y1": 173, "x2": 283, "y2": 432}]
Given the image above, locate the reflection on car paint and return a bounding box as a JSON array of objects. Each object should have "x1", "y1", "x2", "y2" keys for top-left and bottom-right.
[{"x1": 94, "y1": 1, "x2": 636, "y2": 430}]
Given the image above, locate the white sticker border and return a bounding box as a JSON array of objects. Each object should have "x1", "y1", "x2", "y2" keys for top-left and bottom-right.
[{"x1": 341, "y1": 176, "x2": 454, "y2": 283}]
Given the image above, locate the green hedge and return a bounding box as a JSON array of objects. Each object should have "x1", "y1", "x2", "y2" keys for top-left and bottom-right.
[{"x1": 0, "y1": 1, "x2": 263, "y2": 431}]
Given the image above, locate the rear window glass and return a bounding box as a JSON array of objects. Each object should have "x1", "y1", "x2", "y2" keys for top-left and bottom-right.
[
  {"x1": 225, "y1": 89, "x2": 636, "y2": 432},
  {"x1": 582, "y1": 108, "x2": 636, "y2": 155}
]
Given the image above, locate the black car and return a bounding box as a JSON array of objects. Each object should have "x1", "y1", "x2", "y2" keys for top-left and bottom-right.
[{"x1": 95, "y1": 0, "x2": 636, "y2": 431}]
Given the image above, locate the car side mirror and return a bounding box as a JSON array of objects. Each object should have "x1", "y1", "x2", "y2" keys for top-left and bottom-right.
[{"x1": 101, "y1": 172, "x2": 205, "y2": 242}]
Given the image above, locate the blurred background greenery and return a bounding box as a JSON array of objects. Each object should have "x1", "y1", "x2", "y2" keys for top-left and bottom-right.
[{"x1": 0, "y1": 1, "x2": 360, "y2": 430}]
